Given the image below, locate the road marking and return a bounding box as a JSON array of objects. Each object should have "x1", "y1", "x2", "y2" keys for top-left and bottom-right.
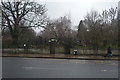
[
  {"x1": 101, "y1": 70, "x2": 107, "y2": 72},
  {"x1": 23, "y1": 67, "x2": 60, "y2": 70}
]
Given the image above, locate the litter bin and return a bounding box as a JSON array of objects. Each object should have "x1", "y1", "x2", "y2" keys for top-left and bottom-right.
[{"x1": 74, "y1": 50, "x2": 78, "y2": 55}]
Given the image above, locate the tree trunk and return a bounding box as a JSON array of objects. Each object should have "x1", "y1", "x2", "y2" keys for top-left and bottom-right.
[
  {"x1": 64, "y1": 45, "x2": 71, "y2": 54},
  {"x1": 93, "y1": 43, "x2": 98, "y2": 54},
  {"x1": 12, "y1": 34, "x2": 19, "y2": 48},
  {"x1": 12, "y1": 24, "x2": 20, "y2": 48}
]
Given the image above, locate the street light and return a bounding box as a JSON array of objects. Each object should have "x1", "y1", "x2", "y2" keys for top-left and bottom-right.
[{"x1": 49, "y1": 38, "x2": 57, "y2": 54}]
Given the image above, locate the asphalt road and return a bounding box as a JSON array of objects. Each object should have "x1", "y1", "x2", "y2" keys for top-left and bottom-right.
[{"x1": 2, "y1": 57, "x2": 118, "y2": 78}]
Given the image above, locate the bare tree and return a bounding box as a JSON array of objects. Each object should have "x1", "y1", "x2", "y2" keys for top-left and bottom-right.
[
  {"x1": 84, "y1": 10, "x2": 103, "y2": 53},
  {"x1": 83, "y1": 7, "x2": 118, "y2": 54},
  {"x1": 41, "y1": 16, "x2": 74, "y2": 54},
  {"x1": 99, "y1": 8, "x2": 118, "y2": 47},
  {"x1": 1, "y1": 0, "x2": 47, "y2": 47},
  {"x1": 108, "y1": 8, "x2": 118, "y2": 46},
  {"x1": 54, "y1": 16, "x2": 73, "y2": 54}
]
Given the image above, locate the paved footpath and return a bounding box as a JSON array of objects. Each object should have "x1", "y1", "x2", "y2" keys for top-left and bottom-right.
[{"x1": 2, "y1": 53, "x2": 119, "y2": 60}]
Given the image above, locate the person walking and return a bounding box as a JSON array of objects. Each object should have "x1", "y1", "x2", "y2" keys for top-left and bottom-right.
[{"x1": 105, "y1": 46, "x2": 112, "y2": 57}]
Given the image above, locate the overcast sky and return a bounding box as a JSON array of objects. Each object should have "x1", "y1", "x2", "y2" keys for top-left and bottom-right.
[{"x1": 33, "y1": 0, "x2": 119, "y2": 33}]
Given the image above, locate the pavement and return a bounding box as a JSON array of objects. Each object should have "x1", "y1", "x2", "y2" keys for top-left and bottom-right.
[{"x1": 2, "y1": 53, "x2": 119, "y2": 60}]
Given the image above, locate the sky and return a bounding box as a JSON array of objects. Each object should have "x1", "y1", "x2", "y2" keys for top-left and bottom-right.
[
  {"x1": 2, "y1": 0, "x2": 119, "y2": 32},
  {"x1": 32, "y1": 0, "x2": 119, "y2": 33}
]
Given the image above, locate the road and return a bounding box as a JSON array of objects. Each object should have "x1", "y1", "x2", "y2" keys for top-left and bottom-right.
[{"x1": 2, "y1": 57, "x2": 118, "y2": 78}]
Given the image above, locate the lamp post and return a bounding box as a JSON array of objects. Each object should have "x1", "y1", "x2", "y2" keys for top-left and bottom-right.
[
  {"x1": 49, "y1": 38, "x2": 57, "y2": 54},
  {"x1": 23, "y1": 43, "x2": 26, "y2": 53}
]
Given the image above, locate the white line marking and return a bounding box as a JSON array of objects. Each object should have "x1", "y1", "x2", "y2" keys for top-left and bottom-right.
[{"x1": 23, "y1": 67, "x2": 60, "y2": 70}]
